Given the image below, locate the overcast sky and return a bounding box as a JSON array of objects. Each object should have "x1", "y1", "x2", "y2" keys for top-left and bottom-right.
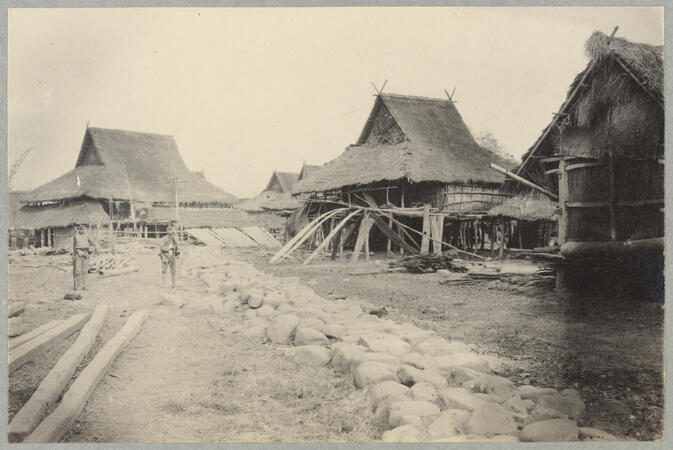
[{"x1": 8, "y1": 7, "x2": 664, "y2": 198}]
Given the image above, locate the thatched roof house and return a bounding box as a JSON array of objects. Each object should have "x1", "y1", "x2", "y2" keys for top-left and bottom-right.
[
  {"x1": 510, "y1": 30, "x2": 663, "y2": 272},
  {"x1": 23, "y1": 127, "x2": 237, "y2": 205},
  {"x1": 264, "y1": 171, "x2": 300, "y2": 194},
  {"x1": 298, "y1": 164, "x2": 320, "y2": 181},
  {"x1": 294, "y1": 93, "x2": 516, "y2": 195},
  {"x1": 517, "y1": 31, "x2": 663, "y2": 191}
]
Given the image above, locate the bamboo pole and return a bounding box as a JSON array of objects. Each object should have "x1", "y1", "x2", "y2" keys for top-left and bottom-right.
[
  {"x1": 304, "y1": 210, "x2": 361, "y2": 265},
  {"x1": 489, "y1": 163, "x2": 559, "y2": 200}
]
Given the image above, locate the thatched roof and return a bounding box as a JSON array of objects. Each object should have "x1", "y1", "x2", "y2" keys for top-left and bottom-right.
[
  {"x1": 236, "y1": 190, "x2": 302, "y2": 213},
  {"x1": 22, "y1": 128, "x2": 238, "y2": 205},
  {"x1": 519, "y1": 31, "x2": 664, "y2": 175},
  {"x1": 298, "y1": 164, "x2": 320, "y2": 181},
  {"x1": 10, "y1": 201, "x2": 109, "y2": 230},
  {"x1": 293, "y1": 93, "x2": 516, "y2": 194},
  {"x1": 265, "y1": 171, "x2": 299, "y2": 193},
  {"x1": 487, "y1": 193, "x2": 559, "y2": 221},
  {"x1": 143, "y1": 206, "x2": 260, "y2": 228}
]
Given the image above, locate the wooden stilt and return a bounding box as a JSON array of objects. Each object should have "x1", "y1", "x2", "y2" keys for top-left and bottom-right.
[
  {"x1": 431, "y1": 214, "x2": 444, "y2": 255},
  {"x1": 518, "y1": 221, "x2": 523, "y2": 249},
  {"x1": 490, "y1": 221, "x2": 496, "y2": 256},
  {"x1": 386, "y1": 214, "x2": 393, "y2": 257},
  {"x1": 480, "y1": 221, "x2": 485, "y2": 250},
  {"x1": 351, "y1": 212, "x2": 374, "y2": 263},
  {"x1": 499, "y1": 222, "x2": 505, "y2": 259},
  {"x1": 420, "y1": 204, "x2": 430, "y2": 254}
]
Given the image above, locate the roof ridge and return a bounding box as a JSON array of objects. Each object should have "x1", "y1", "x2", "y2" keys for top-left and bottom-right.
[
  {"x1": 380, "y1": 93, "x2": 452, "y2": 103},
  {"x1": 88, "y1": 127, "x2": 174, "y2": 139}
]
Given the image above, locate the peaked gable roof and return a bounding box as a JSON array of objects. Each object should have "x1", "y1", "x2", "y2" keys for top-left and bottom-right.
[
  {"x1": 24, "y1": 127, "x2": 237, "y2": 205},
  {"x1": 294, "y1": 93, "x2": 516, "y2": 194},
  {"x1": 298, "y1": 164, "x2": 320, "y2": 181},
  {"x1": 518, "y1": 31, "x2": 664, "y2": 178},
  {"x1": 264, "y1": 171, "x2": 299, "y2": 193}
]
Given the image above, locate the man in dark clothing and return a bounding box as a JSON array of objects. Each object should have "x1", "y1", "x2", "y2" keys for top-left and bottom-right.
[{"x1": 73, "y1": 224, "x2": 98, "y2": 290}]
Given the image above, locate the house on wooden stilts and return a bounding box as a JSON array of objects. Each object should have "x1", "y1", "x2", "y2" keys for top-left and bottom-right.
[
  {"x1": 514, "y1": 31, "x2": 664, "y2": 299},
  {"x1": 12, "y1": 127, "x2": 244, "y2": 249},
  {"x1": 291, "y1": 92, "x2": 517, "y2": 261}
]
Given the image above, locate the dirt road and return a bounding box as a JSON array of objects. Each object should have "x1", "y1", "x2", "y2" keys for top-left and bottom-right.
[
  {"x1": 8, "y1": 244, "x2": 663, "y2": 441},
  {"x1": 8, "y1": 246, "x2": 379, "y2": 443}
]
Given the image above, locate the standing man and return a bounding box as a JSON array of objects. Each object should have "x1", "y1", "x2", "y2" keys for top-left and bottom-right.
[
  {"x1": 73, "y1": 223, "x2": 98, "y2": 291},
  {"x1": 159, "y1": 222, "x2": 180, "y2": 289}
]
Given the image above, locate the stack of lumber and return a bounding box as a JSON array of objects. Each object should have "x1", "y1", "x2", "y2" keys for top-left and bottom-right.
[
  {"x1": 438, "y1": 263, "x2": 555, "y2": 291},
  {"x1": 240, "y1": 226, "x2": 281, "y2": 248},
  {"x1": 389, "y1": 254, "x2": 468, "y2": 274},
  {"x1": 89, "y1": 253, "x2": 138, "y2": 276},
  {"x1": 9, "y1": 306, "x2": 147, "y2": 443}
]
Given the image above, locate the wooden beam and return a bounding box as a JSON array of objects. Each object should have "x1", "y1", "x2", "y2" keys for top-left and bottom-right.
[
  {"x1": 9, "y1": 313, "x2": 90, "y2": 374},
  {"x1": 566, "y1": 201, "x2": 610, "y2": 208},
  {"x1": 489, "y1": 163, "x2": 559, "y2": 200},
  {"x1": 613, "y1": 55, "x2": 664, "y2": 109},
  {"x1": 565, "y1": 162, "x2": 608, "y2": 172},
  {"x1": 9, "y1": 302, "x2": 25, "y2": 318},
  {"x1": 8, "y1": 319, "x2": 64, "y2": 351},
  {"x1": 386, "y1": 214, "x2": 393, "y2": 256},
  {"x1": 9, "y1": 305, "x2": 109, "y2": 442},
  {"x1": 617, "y1": 199, "x2": 664, "y2": 207},
  {"x1": 421, "y1": 204, "x2": 431, "y2": 254},
  {"x1": 24, "y1": 310, "x2": 147, "y2": 444}
]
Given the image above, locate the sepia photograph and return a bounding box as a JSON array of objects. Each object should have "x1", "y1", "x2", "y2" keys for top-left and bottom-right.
[{"x1": 4, "y1": 4, "x2": 667, "y2": 444}]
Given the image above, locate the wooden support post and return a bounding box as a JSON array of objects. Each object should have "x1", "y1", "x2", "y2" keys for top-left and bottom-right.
[
  {"x1": 518, "y1": 221, "x2": 523, "y2": 249},
  {"x1": 8, "y1": 305, "x2": 109, "y2": 442},
  {"x1": 331, "y1": 228, "x2": 341, "y2": 260},
  {"x1": 364, "y1": 224, "x2": 370, "y2": 261},
  {"x1": 421, "y1": 204, "x2": 431, "y2": 255},
  {"x1": 608, "y1": 151, "x2": 617, "y2": 241},
  {"x1": 351, "y1": 212, "x2": 374, "y2": 263},
  {"x1": 431, "y1": 214, "x2": 445, "y2": 255},
  {"x1": 498, "y1": 222, "x2": 505, "y2": 259},
  {"x1": 386, "y1": 214, "x2": 393, "y2": 256},
  {"x1": 480, "y1": 222, "x2": 485, "y2": 250},
  {"x1": 398, "y1": 221, "x2": 405, "y2": 256},
  {"x1": 490, "y1": 221, "x2": 496, "y2": 256},
  {"x1": 24, "y1": 310, "x2": 147, "y2": 444},
  {"x1": 558, "y1": 160, "x2": 569, "y2": 245},
  {"x1": 555, "y1": 265, "x2": 567, "y2": 290}
]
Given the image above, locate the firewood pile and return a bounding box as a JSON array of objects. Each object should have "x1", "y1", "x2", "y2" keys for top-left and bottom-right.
[
  {"x1": 389, "y1": 254, "x2": 468, "y2": 274},
  {"x1": 438, "y1": 263, "x2": 555, "y2": 292},
  {"x1": 88, "y1": 254, "x2": 137, "y2": 274}
]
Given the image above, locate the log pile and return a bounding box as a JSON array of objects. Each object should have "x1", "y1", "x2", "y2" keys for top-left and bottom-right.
[
  {"x1": 439, "y1": 265, "x2": 555, "y2": 292},
  {"x1": 389, "y1": 254, "x2": 468, "y2": 274},
  {"x1": 89, "y1": 254, "x2": 137, "y2": 275}
]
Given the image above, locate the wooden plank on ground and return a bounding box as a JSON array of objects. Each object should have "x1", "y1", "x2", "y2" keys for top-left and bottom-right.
[
  {"x1": 8, "y1": 319, "x2": 64, "y2": 351},
  {"x1": 9, "y1": 313, "x2": 90, "y2": 374},
  {"x1": 24, "y1": 310, "x2": 147, "y2": 444},
  {"x1": 9, "y1": 305, "x2": 110, "y2": 442},
  {"x1": 9, "y1": 302, "x2": 25, "y2": 318}
]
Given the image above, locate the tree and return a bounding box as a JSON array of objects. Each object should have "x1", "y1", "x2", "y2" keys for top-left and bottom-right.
[{"x1": 473, "y1": 131, "x2": 515, "y2": 161}]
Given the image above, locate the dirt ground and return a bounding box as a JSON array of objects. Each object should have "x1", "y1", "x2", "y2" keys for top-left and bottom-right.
[
  {"x1": 245, "y1": 248, "x2": 665, "y2": 441},
  {"x1": 7, "y1": 243, "x2": 664, "y2": 441}
]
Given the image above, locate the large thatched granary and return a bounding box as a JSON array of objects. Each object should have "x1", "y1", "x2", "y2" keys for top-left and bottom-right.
[
  {"x1": 11, "y1": 127, "x2": 246, "y2": 248},
  {"x1": 292, "y1": 92, "x2": 517, "y2": 257},
  {"x1": 514, "y1": 31, "x2": 664, "y2": 297}
]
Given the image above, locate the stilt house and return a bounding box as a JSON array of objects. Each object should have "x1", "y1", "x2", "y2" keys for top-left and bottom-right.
[
  {"x1": 513, "y1": 31, "x2": 664, "y2": 297},
  {"x1": 291, "y1": 92, "x2": 517, "y2": 257},
  {"x1": 12, "y1": 127, "x2": 243, "y2": 247}
]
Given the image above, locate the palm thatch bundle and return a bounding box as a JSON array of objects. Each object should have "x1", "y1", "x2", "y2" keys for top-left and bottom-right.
[{"x1": 487, "y1": 192, "x2": 559, "y2": 222}]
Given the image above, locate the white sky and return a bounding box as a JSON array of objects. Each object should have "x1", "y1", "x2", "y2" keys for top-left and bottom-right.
[{"x1": 8, "y1": 7, "x2": 664, "y2": 198}]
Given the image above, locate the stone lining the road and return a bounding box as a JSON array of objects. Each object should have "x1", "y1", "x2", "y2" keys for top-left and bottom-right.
[{"x1": 181, "y1": 248, "x2": 619, "y2": 443}]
